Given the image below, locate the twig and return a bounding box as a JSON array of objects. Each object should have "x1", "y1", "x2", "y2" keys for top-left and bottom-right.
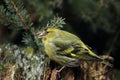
[
  {"x1": 51, "y1": 17, "x2": 64, "y2": 28},
  {"x1": 10, "y1": 0, "x2": 29, "y2": 30}
]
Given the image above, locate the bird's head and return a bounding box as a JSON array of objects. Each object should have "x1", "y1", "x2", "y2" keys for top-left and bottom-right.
[
  {"x1": 37, "y1": 27, "x2": 58, "y2": 39},
  {"x1": 45, "y1": 27, "x2": 59, "y2": 33}
]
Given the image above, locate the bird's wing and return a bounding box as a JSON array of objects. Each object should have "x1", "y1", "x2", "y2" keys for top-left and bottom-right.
[
  {"x1": 53, "y1": 37, "x2": 103, "y2": 61},
  {"x1": 51, "y1": 30, "x2": 102, "y2": 60}
]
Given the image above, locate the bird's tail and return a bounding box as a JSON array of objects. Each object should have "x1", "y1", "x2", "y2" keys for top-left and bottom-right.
[
  {"x1": 88, "y1": 50, "x2": 113, "y2": 67},
  {"x1": 95, "y1": 55, "x2": 113, "y2": 67},
  {"x1": 101, "y1": 59, "x2": 113, "y2": 67}
]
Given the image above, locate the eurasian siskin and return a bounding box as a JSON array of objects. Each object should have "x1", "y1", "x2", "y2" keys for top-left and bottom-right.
[{"x1": 37, "y1": 27, "x2": 112, "y2": 67}]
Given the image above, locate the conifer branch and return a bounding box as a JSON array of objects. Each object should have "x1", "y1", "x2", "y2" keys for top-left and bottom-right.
[
  {"x1": 47, "y1": 17, "x2": 65, "y2": 29},
  {"x1": 10, "y1": 0, "x2": 29, "y2": 30},
  {"x1": 51, "y1": 17, "x2": 63, "y2": 27}
]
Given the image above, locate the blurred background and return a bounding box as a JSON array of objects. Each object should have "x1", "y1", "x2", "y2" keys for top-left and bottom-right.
[{"x1": 0, "y1": 0, "x2": 120, "y2": 79}]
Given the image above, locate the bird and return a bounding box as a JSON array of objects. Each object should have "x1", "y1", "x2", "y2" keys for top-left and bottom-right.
[{"x1": 37, "y1": 27, "x2": 112, "y2": 68}]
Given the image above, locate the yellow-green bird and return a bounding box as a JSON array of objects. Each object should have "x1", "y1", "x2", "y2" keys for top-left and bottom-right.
[{"x1": 37, "y1": 27, "x2": 112, "y2": 67}]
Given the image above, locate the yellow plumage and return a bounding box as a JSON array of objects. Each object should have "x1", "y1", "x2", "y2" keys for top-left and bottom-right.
[{"x1": 37, "y1": 27, "x2": 112, "y2": 67}]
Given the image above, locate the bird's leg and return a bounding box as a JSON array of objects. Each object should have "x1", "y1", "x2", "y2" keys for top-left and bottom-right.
[
  {"x1": 57, "y1": 66, "x2": 65, "y2": 72},
  {"x1": 57, "y1": 66, "x2": 65, "y2": 78},
  {"x1": 50, "y1": 66, "x2": 65, "y2": 80}
]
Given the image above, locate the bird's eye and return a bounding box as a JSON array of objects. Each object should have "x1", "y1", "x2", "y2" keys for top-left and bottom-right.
[
  {"x1": 44, "y1": 27, "x2": 48, "y2": 31},
  {"x1": 46, "y1": 31, "x2": 49, "y2": 34}
]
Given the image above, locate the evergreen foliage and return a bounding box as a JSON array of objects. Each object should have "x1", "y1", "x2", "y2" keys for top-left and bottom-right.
[{"x1": 0, "y1": 0, "x2": 32, "y2": 30}]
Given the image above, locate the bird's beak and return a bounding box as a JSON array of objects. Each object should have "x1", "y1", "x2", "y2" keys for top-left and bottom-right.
[{"x1": 36, "y1": 31, "x2": 46, "y2": 38}]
